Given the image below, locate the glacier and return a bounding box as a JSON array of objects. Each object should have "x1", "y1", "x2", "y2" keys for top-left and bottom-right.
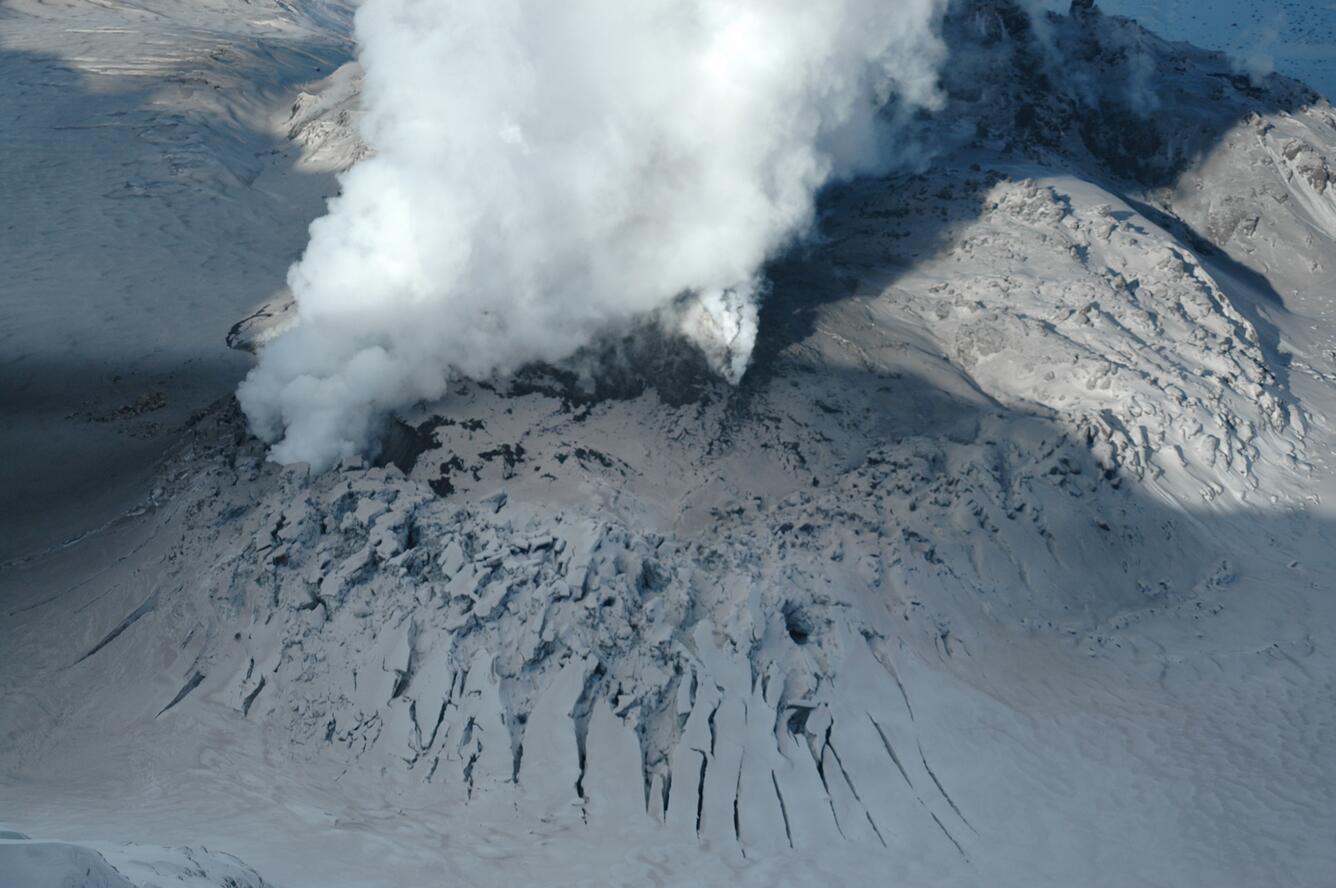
[{"x1": 2, "y1": 1, "x2": 1335, "y2": 886}]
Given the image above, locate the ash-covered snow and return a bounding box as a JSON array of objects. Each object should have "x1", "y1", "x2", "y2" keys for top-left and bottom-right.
[{"x1": 3, "y1": 1, "x2": 1336, "y2": 887}]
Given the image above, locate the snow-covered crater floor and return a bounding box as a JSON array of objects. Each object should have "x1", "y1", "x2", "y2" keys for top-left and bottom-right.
[{"x1": 3, "y1": 2, "x2": 1336, "y2": 887}]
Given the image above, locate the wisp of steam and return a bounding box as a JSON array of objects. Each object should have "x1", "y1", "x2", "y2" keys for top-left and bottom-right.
[{"x1": 240, "y1": 0, "x2": 947, "y2": 469}]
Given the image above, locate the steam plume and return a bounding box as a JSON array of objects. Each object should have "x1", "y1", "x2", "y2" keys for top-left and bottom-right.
[{"x1": 240, "y1": 0, "x2": 947, "y2": 469}]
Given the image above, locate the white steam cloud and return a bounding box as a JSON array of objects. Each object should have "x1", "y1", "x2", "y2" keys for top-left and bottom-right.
[{"x1": 240, "y1": 0, "x2": 947, "y2": 469}]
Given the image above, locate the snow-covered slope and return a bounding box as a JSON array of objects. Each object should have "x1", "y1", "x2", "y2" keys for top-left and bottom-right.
[
  {"x1": 0, "y1": 829, "x2": 267, "y2": 888},
  {"x1": 0, "y1": 0, "x2": 352, "y2": 562},
  {"x1": 1097, "y1": 0, "x2": 1336, "y2": 100},
  {"x1": 3, "y1": 2, "x2": 1336, "y2": 886}
]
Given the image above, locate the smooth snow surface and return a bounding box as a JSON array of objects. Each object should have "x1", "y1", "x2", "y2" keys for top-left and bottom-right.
[
  {"x1": 0, "y1": 0, "x2": 352, "y2": 562},
  {"x1": 3, "y1": 2, "x2": 1336, "y2": 887}
]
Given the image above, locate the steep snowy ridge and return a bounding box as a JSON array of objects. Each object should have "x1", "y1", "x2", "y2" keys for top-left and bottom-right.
[
  {"x1": 284, "y1": 61, "x2": 367, "y2": 174},
  {"x1": 3, "y1": 2, "x2": 1336, "y2": 887},
  {"x1": 816, "y1": 172, "x2": 1299, "y2": 500},
  {"x1": 0, "y1": 832, "x2": 268, "y2": 888}
]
